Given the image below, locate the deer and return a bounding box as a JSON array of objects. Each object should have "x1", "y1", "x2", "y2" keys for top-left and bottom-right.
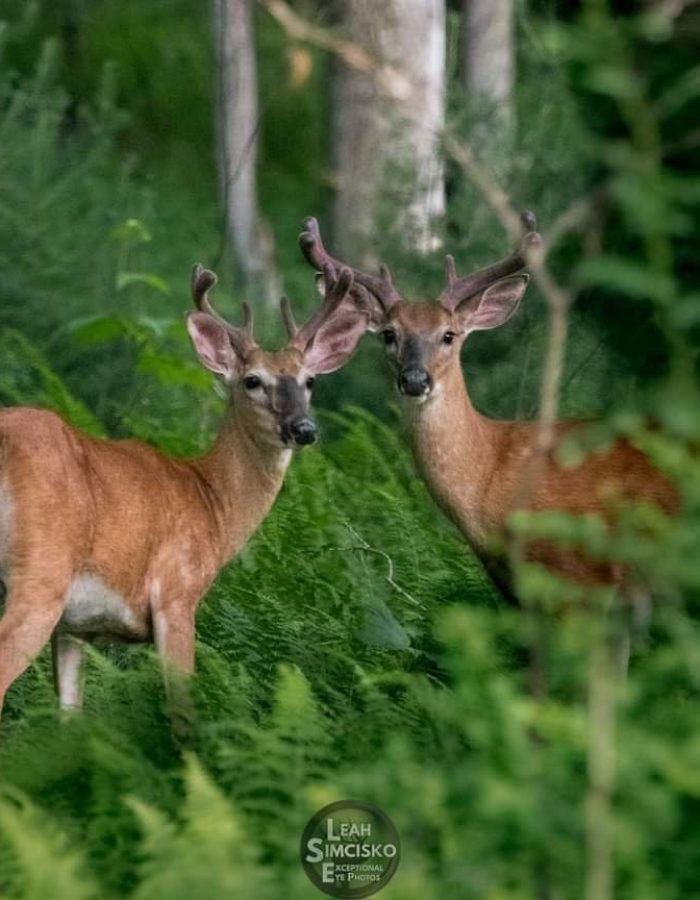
[
  {"x1": 0, "y1": 261, "x2": 367, "y2": 719},
  {"x1": 298, "y1": 214, "x2": 677, "y2": 600}
]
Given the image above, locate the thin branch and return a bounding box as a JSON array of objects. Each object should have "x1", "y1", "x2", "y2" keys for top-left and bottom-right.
[
  {"x1": 343, "y1": 521, "x2": 422, "y2": 608},
  {"x1": 545, "y1": 188, "x2": 606, "y2": 252},
  {"x1": 256, "y1": 0, "x2": 412, "y2": 100},
  {"x1": 442, "y1": 133, "x2": 524, "y2": 241}
]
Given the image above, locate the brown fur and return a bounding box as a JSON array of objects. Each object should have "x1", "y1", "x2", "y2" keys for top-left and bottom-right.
[
  {"x1": 0, "y1": 348, "x2": 308, "y2": 716},
  {"x1": 297, "y1": 214, "x2": 676, "y2": 596},
  {"x1": 0, "y1": 254, "x2": 371, "y2": 718},
  {"x1": 396, "y1": 325, "x2": 677, "y2": 591}
]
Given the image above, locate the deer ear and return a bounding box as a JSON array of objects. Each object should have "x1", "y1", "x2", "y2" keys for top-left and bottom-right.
[
  {"x1": 458, "y1": 275, "x2": 529, "y2": 332},
  {"x1": 186, "y1": 312, "x2": 239, "y2": 381},
  {"x1": 303, "y1": 309, "x2": 369, "y2": 375}
]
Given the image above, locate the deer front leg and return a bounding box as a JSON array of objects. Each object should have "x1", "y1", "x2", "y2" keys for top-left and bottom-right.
[
  {"x1": 52, "y1": 632, "x2": 85, "y2": 712},
  {"x1": 0, "y1": 585, "x2": 67, "y2": 719},
  {"x1": 153, "y1": 602, "x2": 196, "y2": 673},
  {"x1": 152, "y1": 598, "x2": 197, "y2": 741}
]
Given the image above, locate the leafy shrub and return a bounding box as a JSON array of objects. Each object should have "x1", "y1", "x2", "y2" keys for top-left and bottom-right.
[{"x1": 0, "y1": 2, "x2": 699, "y2": 899}]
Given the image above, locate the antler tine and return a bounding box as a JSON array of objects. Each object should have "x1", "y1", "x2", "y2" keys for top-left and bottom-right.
[
  {"x1": 279, "y1": 295, "x2": 298, "y2": 339},
  {"x1": 521, "y1": 209, "x2": 537, "y2": 233},
  {"x1": 241, "y1": 300, "x2": 254, "y2": 341},
  {"x1": 192, "y1": 263, "x2": 218, "y2": 314},
  {"x1": 349, "y1": 282, "x2": 375, "y2": 317},
  {"x1": 438, "y1": 212, "x2": 543, "y2": 312},
  {"x1": 299, "y1": 217, "x2": 400, "y2": 311},
  {"x1": 190, "y1": 263, "x2": 257, "y2": 350},
  {"x1": 444, "y1": 254, "x2": 457, "y2": 287},
  {"x1": 290, "y1": 263, "x2": 355, "y2": 351}
]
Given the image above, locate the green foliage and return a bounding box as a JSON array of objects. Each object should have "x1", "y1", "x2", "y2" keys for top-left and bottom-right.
[
  {"x1": 129, "y1": 757, "x2": 273, "y2": 900},
  {"x1": 0, "y1": 400, "x2": 697, "y2": 898},
  {"x1": 0, "y1": 1, "x2": 698, "y2": 899},
  {"x1": 0, "y1": 794, "x2": 97, "y2": 899},
  {"x1": 0, "y1": 328, "x2": 104, "y2": 435}
]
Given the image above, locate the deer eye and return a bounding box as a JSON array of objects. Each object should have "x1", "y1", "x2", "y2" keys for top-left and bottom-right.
[
  {"x1": 305, "y1": 376, "x2": 315, "y2": 390},
  {"x1": 382, "y1": 329, "x2": 396, "y2": 346},
  {"x1": 442, "y1": 331, "x2": 457, "y2": 345},
  {"x1": 244, "y1": 374, "x2": 262, "y2": 390}
]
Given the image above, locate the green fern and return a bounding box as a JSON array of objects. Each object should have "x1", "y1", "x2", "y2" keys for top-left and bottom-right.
[
  {"x1": 0, "y1": 794, "x2": 97, "y2": 900},
  {"x1": 129, "y1": 757, "x2": 273, "y2": 900}
]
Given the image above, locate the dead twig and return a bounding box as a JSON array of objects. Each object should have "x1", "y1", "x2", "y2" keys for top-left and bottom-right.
[{"x1": 256, "y1": 0, "x2": 412, "y2": 101}]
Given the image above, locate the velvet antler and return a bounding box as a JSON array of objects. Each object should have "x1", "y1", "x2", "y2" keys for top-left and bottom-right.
[
  {"x1": 191, "y1": 264, "x2": 256, "y2": 354},
  {"x1": 437, "y1": 212, "x2": 542, "y2": 313}
]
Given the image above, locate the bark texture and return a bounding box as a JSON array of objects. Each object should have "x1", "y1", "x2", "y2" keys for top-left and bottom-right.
[
  {"x1": 214, "y1": 0, "x2": 279, "y2": 305},
  {"x1": 332, "y1": 0, "x2": 446, "y2": 262},
  {"x1": 463, "y1": 0, "x2": 515, "y2": 154}
]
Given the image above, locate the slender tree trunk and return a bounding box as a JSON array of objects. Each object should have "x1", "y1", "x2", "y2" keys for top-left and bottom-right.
[
  {"x1": 332, "y1": 0, "x2": 446, "y2": 263},
  {"x1": 214, "y1": 0, "x2": 279, "y2": 305},
  {"x1": 463, "y1": 0, "x2": 515, "y2": 158}
]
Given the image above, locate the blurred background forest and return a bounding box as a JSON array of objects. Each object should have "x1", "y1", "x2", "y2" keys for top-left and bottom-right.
[{"x1": 0, "y1": 1, "x2": 699, "y2": 898}]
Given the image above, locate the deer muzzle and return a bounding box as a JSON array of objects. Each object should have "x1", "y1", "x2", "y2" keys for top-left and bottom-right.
[
  {"x1": 286, "y1": 417, "x2": 318, "y2": 446},
  {"x1": 397, "y1": 334, "x2": 433, "y2": 397},
  {"x1": 398, "y1": 367, "x2": 433, "y2": 397}
]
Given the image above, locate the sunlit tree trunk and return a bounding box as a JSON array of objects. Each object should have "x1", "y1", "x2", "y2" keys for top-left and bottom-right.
[
  {"x1": 213, "y1": 0, "x2": 279, "y2": 305},
  {"x1": 332, "y1": 0, "x2": 446, "y2": 263},
  {"x1": 463, "y1": 0, "x2": 515, "y2": 158}
]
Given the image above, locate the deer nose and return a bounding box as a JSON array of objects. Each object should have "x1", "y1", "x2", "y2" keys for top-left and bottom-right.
[
  {"x1": 398, "y1": 368, "x2": 433, "y2": 397},
  {"x1": 289, "y1": 418, "x2": 318, "y2": 446}
]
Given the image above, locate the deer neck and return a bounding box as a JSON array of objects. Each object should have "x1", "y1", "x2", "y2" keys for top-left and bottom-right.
[
  {"x1": 192, "y1": 405, "x2": 292, "y2": 564},
  {"x1": 401, "y1": 358, "x2": 502, "y2": 548}
]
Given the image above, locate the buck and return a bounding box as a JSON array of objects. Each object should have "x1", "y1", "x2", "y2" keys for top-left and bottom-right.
[
  {"x1": 299, "y1": 215, "x2": 676, "y2": 594},
  {"x1": 0, "y1": 262, "x2": 367, "y2": 717}
]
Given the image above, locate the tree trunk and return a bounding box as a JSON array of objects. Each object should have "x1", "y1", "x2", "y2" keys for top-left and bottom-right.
[
  {"x1": 332, "y1": 0, "x2": 446, "y2": 263},
  {"x1": 462, "y1": 0, "x2": 515, "y2": 159},
  {"x1": 213, "y1": 0, "x2": 279, "y2": 306}
]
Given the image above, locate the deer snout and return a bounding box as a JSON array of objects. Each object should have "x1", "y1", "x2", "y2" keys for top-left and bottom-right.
[
  {"x1": 284, "y1": 417, "x2": 318, "y2": 447},
  {"x1": 398, "y1": 368, "x2": 433, "y2": 397}
]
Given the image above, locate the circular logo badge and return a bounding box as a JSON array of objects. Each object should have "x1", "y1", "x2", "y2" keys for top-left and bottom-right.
[{"x1": 300, "y1": 800, "x2": 401, "y2": 898}]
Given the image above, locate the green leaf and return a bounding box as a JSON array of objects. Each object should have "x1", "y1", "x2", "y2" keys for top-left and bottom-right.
[
  {"x1": 574, "y1": 255, "x2": 674, "y2": 301},
  {"x1": 68, "y1": 313, "x2": 128, "y2": 345},
  {"x1": 130, "y1": 756, "x2": 271, "y2": 900},
  {"x1": 110, "y1": 217, "x2": 152, "y2": 243},
  {"x1": 669, "y1": 294, "x2": 700, "y2": 329},
  {"x1": 584, "y1": 65, "x2": 640, "y2": 101},
  {"x1": 134, "y1": 315, "x2": 178, "y2": 339},
  {"x1": 117, "y1": 271, "x2": 171, "y2": 296},
  {"x1": 0, "y1": 796, "x2": 98, "y2": 900},
  {"x1": 0, "y1": 328, "x2": 104, "y2": 435},
  {"x1": 655, "y1": 65, "x2": 700, "y2": 117},
  {"x1": 136, "y1": 348, "x2": 211, "y2": 388},
  {"x1": 358, "y1": 600, "x2": 411, "y2": 650}
]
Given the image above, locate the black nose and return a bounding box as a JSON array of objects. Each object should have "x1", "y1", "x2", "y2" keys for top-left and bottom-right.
[
  {"x1": 289, "y1": 418, "x2": 318, "y2": 446},
  {"x1": 398, "y1": 368, "x2": 433, "y2": 397}
]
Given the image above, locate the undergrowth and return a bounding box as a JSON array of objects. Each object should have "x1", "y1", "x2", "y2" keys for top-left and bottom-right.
[
  {"x1": 0, "y1": 2, "x2": 699, "y2": 898},
  {"x1": 0, "y1": 346, "x2": 698, "y2": 898}
]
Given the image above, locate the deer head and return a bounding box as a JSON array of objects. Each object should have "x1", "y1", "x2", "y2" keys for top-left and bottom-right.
[
  {"x1": 299, "y1": 213, "x2": 542, "y2": 401},
  {"x1": 186, "y1": 263, "x2": 367, "y2": 448}
]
